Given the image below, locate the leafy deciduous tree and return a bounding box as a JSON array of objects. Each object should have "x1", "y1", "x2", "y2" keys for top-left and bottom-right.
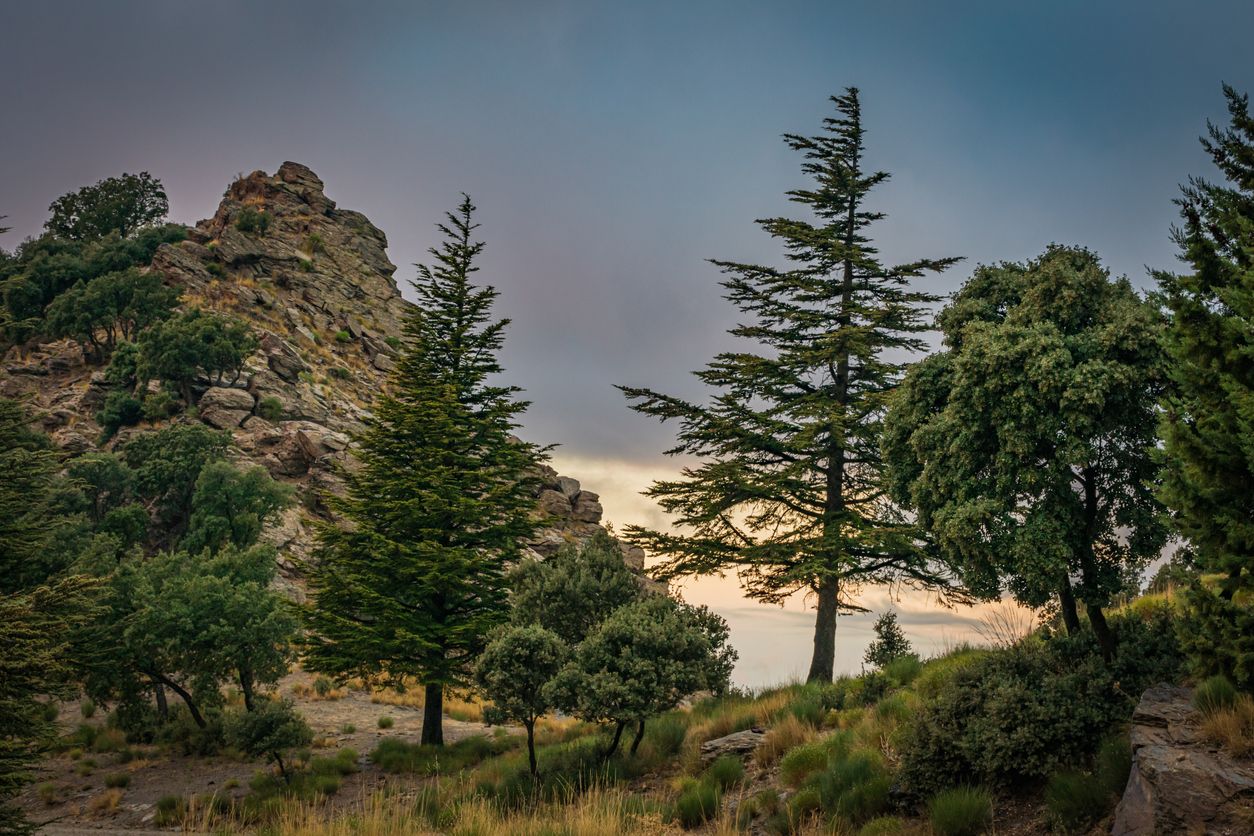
[
  {"x1": 182, "y1": 461, "x2": 292, "y2": 555},
  {"x1": 474, "y1": 624, "x2": 569, "y2": 776},
  {"x1": 883, "y1": 246, "x2": 1167, "y2": 659},
  {"x1": 45, "y1": 172, "x2": 168, "y2": 241}
]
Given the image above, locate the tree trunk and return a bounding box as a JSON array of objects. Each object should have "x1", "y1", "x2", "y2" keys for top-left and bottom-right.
[
  {"x1": 1087, "y1": 603, "x2": 1116, "y2": 662},
  {"x1": 1059, "y1": 577, "x2": 1081, "y2": 636},
  {"x1": 525, "y1": 720, "x2": 538, "y2": 776},
  {"x1": 274, "y1": 751, "x2": 289, "y2": 783},
  {"x1": 239, "y1": 668, "x2": 255, "y2": 712},
  {"x1": 807, "y1": 575, "x2": 839, "y2": 682},
  {"x1": 149, "y1": 671, "x2": 206, "y2": 728},
  {"x1": 603, "y1": 720, "x2": 626, "y2": 762},
  {"x1": 630, "y1": 718, "x2": 646, "y2": 755},
  {"x1": 153, "y1": 681, "x2": 169, "y2": 722},
  {"x1": 420, "y1": 683, "x2": 444, "y2": 746}
]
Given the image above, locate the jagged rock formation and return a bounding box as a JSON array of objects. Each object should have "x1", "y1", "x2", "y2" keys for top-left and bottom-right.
[
  {"x1": 1113, "y1": 684, "x2": 1254, "y2": 835},
  {"x1": 2, "y1": 162, "x2": 646, "y2": 583}
]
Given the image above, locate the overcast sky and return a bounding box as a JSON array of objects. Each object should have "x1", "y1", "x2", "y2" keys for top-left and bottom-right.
[{"x1": 3, "y1": 1, "x2": 1249, "y2": 682}]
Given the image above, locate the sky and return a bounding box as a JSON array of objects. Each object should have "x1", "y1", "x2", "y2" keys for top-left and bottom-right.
[{"x1": 2, "y1": 0, "x2": 1247, "y2": 685}]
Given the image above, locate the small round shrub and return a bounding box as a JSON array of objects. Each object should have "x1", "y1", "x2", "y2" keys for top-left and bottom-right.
[
  {"x1": 235, "y1": 208, "x2": 271, "y2": 235},
  {"x1": 329, "y1": 366, "x2": 352, "y2": 380},
  {"x1": 377, "y1": 715, "x2": 394, "y2": 729},
  {"x1": 312, "y1": 676, "x2": 333, "y2": 697},
  {"x1": 928, "y1": 786, "x2": 993, "y2": 836},
  {"x1": 142, "y1": 391, "x2": 177, "y2": 421},
  {"x1": 645, "y1": 714, "x2": 688, "y2": 757},
  {"x1": 705, "y1": 755, "x2": 744, "y2": 789},
  {"x1": 883, "y1": 653, "x2": 923, "y2": 686},
  {"x1": 41, "y1": 702, "x2": 59, "y2": 722},
  {"x1": 673, "y1": 779, "x2": 720, "y2": 829},
  {"x1": 104, "y1": 772, "x2": 130, "y2": 789},
  {"x1": 1194, "y1": 675, "x2": 1239, "y2": 716},
  {"x1": 340, "y1": 723, "x2": 356, "y2": 734},
  {"x1": 257, "y1": 396, "x2": 284, "y2": 421},
  {"x1": 334, "y1": 330, "x2": 351, "y2": 343},
  {"x1": 97, "y1": 390, "x2": 143, "y2": 439}
]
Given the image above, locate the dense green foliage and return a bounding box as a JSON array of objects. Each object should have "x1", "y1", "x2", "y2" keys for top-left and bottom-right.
[
  {"x1": 135, "y1": 308, "x2": 258, "y2": 403},
  {"x1": 45, "y1": 171, "x2": 168, "y2": 242},
  {"x1": 1157, "y1": 86, "x2": 1254, "y2": 691},
  {"x1": 898, "y1": 609, "x2": 1182, "y2": 795},
  {"x1": 473, "y1": 625, "x2": 569, "y2": 775},
  {"x1": 305, "y1": 195, "x2": 546, "y2": 745},
  {"x1": 548, "y1": 595, "x2": 736, "y2": 759},
  {"x1": 619, "y1": 89, "x2": 962, "y2": 682},
  {"x1": 44, "y1": 267, "x2": 178, "y2": 360},
  {"x1": 1, "y1": 222, "x2": 185, "y2": 344},
  {"x1": 884, "y1": 245, "x2": 1167, "y2": 657},
  {"x1": 182, "y1": 462, "x2": 293, "y2": 554},
  {"x1": 509, "y1": 531, "x2": 642, "y2": 645}
]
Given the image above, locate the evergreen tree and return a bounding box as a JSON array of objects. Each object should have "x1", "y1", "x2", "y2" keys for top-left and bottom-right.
[
  {"x1": 883, "y1": 246, "x2": 1166, "y2": 659},
  {"x1": 1157, "y1": 85, "x2": 1254, "y2": 689},
  {"x1": 863, "y1": 611, "x2": 911, "y2": 669},
  {"x1": 304, "y1": 195, "x2": 546, "y2": 745},
  {"x1": 619, "y1": 90, "x2": 960, "y2": 682}
]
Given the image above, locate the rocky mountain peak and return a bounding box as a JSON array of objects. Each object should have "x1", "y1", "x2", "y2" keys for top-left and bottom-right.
[{"x1": 3, "y1": 163, "x2": 647, "y2": 587}]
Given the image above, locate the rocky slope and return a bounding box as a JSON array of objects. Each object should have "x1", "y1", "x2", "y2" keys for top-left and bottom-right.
[{"x1": 1, "y1": 161, "x2": 646, "y2": 584}]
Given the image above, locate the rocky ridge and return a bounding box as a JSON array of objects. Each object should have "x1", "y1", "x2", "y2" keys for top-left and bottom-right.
[{"x1": 1, "y1": 162, "x2": 646, "y2": 582}]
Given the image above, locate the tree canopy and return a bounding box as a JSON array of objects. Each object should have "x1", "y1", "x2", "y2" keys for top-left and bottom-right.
[
  {"x1": 619, "y1": 89, "x2": 961, "y2": 681},
  {"x1": 45, "y1": 171, "x2": 169, "y2": 241},
  {"x1": 883, "y1": 245, "x2": 1167, "y2": 658}
]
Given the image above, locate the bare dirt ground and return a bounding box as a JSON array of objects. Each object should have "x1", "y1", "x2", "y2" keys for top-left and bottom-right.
[{"x1": 20, "y1": 670, "x2": 501, "y2": 833}]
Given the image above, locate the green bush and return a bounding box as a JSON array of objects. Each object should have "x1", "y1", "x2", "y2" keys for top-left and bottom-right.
[
  {"x1": 900, "y1": 613, "x2": 1184, "y2": 795},
  {"x1": 1194, "y1": 674, "x2": 1239, "y2": 716},
  {"x1": 779, "y1": 731, "x2": 852, "y2": 787},
  {"x1": 883, "y1": 653, "x2": 923, "y2": 686},
  {"x1": 79, "y1": 698, "x2": 95, "y2": 719},
  {"x1": 235, "y1": 208, "x2": 271, "y2": 235},
  {"x1": 1045, "y1": 769, "x2": 1112, "y2": 833},
  {"x1": 376, "y1": 715, "x2": 394, "y2": 729},
  {"x1": 41, "y1": 702, "x2": 59, "y2": 722},
  {"x1": 928, "y1": 786, "x2": 993, "y2": 836},
  {"x1": 673, "y1": 779, "x2": 720, "y2": 829},
  {"x1": 97, "y1": 390, "x2": 143, "y2": 438},
  {"x1": 312, "y1": 676, "x2": 333, "y2": 697},
  {"x1": 705, "y1": 755, "x2": 744, "y2": 789},
  {"x1": 334, "y1": 330, "x2": 351, "y2": 343},
  {"x1": 385, "y1": 336, "x2": 402, "y2": 349},
  {"x1": 328, "y1": 366, "x2": 352, "y2": 380},
  {"x1": 788, "y1": 695, "x2": 827, "y2": 727},
  {"x1": 142, "y1": 390, "x2": 177, "y2": 422},
  {"x1": 206, "y1": 262, "x2": 226, "y2": 278},
  {"x1": 304, "y1": 233, "x2": 326, "y2": 254},
  {"x1": 257, "y1": 396, "x2": 284, "y2": 421},
  {"x1": 817, "y1": 749, "x2": 890, "y2": 824},
  {"x1": 104, "y1": 772, "x2": 130, "y2": 788}
]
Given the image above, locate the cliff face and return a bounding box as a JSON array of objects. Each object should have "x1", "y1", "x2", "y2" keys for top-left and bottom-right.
[{"x1": 1, "y1": 162, "x2": 645, "y2": 582}]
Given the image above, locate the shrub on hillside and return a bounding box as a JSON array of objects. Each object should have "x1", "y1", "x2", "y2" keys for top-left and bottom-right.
[
  {"x1": 1194, "y1": 674, "x2": 1239, "y2": 716},
  {"x1": 928, "y1": 786, "x2": 992, "y2": 836},
  {"x1": 899, "y1": 611, "x2": 1182, "y2": 795},
  {"x1": 1045, "y1": 769, "x2": 1113, "y2": 833}
]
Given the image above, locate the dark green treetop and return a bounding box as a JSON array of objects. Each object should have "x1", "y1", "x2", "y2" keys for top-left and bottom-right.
[
  {"x1": 304, "y1": 195, "x2": 546, "y2": 745},
  {"x1": 619, "y1": 89, "x2": 961, "y2": 682},
  {"x1": 1156, "y1": 85, "x2": 1254, "y2": 689}
]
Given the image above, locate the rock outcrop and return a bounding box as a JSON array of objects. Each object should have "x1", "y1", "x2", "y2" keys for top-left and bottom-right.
[
  {"x1": 1113, "y1": 684, "x2": 1254, "y2": 836},
  {"x1": 1, "y1": 162, "x2": 647, "y2": 584}
]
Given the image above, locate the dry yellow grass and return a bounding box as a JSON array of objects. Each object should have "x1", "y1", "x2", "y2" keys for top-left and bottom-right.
[
  {"x1": 755, "y1": 714, "x2": 816, "y2": 767},
  {"x1": 237, "y1": 788, "x2": 677, "y2": 836},
  {"x1": 369, "y1": 681, "x2": 487, "y2": 723},
  {"x1": 88, "y1": 788, "x2": 124, "y2": 813},
  {"x1": 1200, "y1": 694, "x2": 1254, "y2": 758}
]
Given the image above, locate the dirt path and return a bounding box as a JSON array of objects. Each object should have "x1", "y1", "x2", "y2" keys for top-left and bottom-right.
[{"x1": 22, "y1": 671, "x2": 501, "y2": 832}]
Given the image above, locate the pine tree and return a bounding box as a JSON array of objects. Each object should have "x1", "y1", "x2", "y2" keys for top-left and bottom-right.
[
  {"x1": 304, "y1": 195, "x2": 545, "y2": 744},
  {"x1": 1157, "y1": 85, "x2": 1254, "y2": 688},
  {"x1": 619, "y1": 90, "x2": 961, "y2": 682}
]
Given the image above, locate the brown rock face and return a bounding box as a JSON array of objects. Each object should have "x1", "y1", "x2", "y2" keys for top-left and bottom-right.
[
  {"x1": 3, "y1": 162, "x2": 650, "y2": 585},
  {"x1": 1112, "y1": 684, "x2": 1254, "y2": 835}
]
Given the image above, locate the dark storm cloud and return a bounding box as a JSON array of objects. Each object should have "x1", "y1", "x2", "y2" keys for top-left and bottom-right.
[{"x1": 3, "y1": 0, "x2": 1251, "y2": 463}]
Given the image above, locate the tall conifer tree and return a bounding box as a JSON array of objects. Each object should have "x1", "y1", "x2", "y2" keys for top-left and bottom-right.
[
  {"x1": 305, "y1": 196, "x2": 545, "y2": 743},
  {"x1": 1158, "y1": 85, "x2": 1254, "y2": 688},
  {"x1": 619, "y1": 90, "x2": 961, "y2": 682}
]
